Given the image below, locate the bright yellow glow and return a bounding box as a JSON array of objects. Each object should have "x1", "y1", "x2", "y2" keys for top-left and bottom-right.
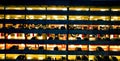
[
  {"x1": 90, "y1": 7, "x2": 109, "y2": 11},
  {"x1": 6, "y1": 43, "x2": 25, "y2": 50},
  {"x1": 0, "y1": 54, "x2": 5, "y2": 59},
  {"x1": 26, "y1": 44, "x2": 38, "y2": 50},
  {"x1": 19, "y1": 34, "x2": 25, "y2": 38},
  {"x1": 6, "y1": 6, "x2": 25, "y2": 10},
  {"x1": 19, "y1": 44, "x2": 25, "y2": 50},
  {"x1": 0, "y1": 14, "x2": 4, "y2": 19},
  {"x1": 69, "y1": 15, "x2": 89, "y2": 20},
  {"x1": 26, "y1": 15, "x2": 46, "y2": 20},
  {"x1": 69, "y1": 6, "x2": 89, "y2": 11},
  {"x1": 68, "y1": 55, "x2": 78, "y2": 60},
  {"x1": 8, "y1": 33, "x2": 15, "y2": 39},
  {"x1": 111, "y1": 8, "x2": 120, "y2": 11},
  {"x1": 26, "y1": 33, "x2": 34, "y2": 40},
  {"x1": 38, "y1": 57, "x2": 44, "y2": 60},
  {"x1": 112, "y1": 25, "x2": 120, "y2": 29},
  {"x1": 89, "y1": 55, "x2": 95, "y2": 61},
  {"x1": 69, "y1": 45, "x2": 75, "y2": 48},
  {"x1": 111, "y1": 16, "x2": 120, "y2": 21},
  {"x1": 26, "y1": 54, "x2": 45, "y2": 60},
  {"x1": 114, "y1": 56, "x2": 120, "y2": 60},
  {"x1": 7, "y1": 33, "x2": 25, "y2": 40},
  {"x1": 90, "y1": 16, "x2": 110, "y2": 21},
  {"x1": 5, "y1": 15, "x2": 25, "y2": 19},
  {"x1": 0, "y1": 24, "x2": 3, "y2": 28},
  {"x1": 47, "y1": 6, "x2": 67, "y2": 11},
  {"x1": 68, "y1": 37, "x2": 76, "y2": 40},
  {"x1": 119, "y1": 35, "x2": 120, "y2": 38},
  {"x1": 27, "y1": 57, "x2": 32, "y2": 59},
  {"x1": 5, "y1": 24, "x2": 13, "y2": 28},
  {"x1": 39, "y1": 44, "x2": 46, "y2": 47},
  {"x1": 89, "y1": 45, "x2": 108, "y2": 51},
  {"x1": 47, "y1": 44, "x2": 66, "y2": 51},
  {"x1": 47, "y1": 15, "x2": 67, "y2": 20},
  {"x1": 36, "y1": 36, "x2": 43, "y2": 40},
  {"x1": 110, "y1": 34, "x2": 114, "y2": 39},
  {"x1": 27, "y1": 6, "x2": 46, "y2": 10},
  {"x1": 0, "y1": 44, "x2": 5, "y2": 50},
  {"x1": 68, "y1": 45, "x2": 88, "y2": 51},
  {"x1": 6, "y1": 54, "x2": 22, "y2": 59},
  {"x1": 110, "y1": 45, "x2": 120, "y2": 51},
  {"x1": 89, "y1": 37, "x2": 96, "y2": 41},
  {"x1": 0, "y1": 6, "x2": 4, "y2": 10},
  {"x1": 28, "y1": 16, "x2": 34, "y2": 19},
  {"x1": 47, "y1": 55, "x2": 66, "y2": 60}
]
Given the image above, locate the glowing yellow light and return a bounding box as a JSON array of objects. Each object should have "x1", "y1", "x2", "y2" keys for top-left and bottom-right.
[
  {"x1": 37, "y1": 36, "x2": 43, "y2": 39},
  {"x1": 78, "y1": 45, "x2": 82, "y2": 47},
  {"x1": 51, "y1": 8, "x2": 56, "y2": 10},
  {"x1": 76, "y1": 16, "x2": 81, "y2": 18},
  {"x1": 15, "y1": 8, "x2": 21, "y2": 10},
  {"x1": 47, "y1": 44, "x2": 56, "y2": 47},
  {"x1": 29, "y1": 16, "x2": 34, "y2": 19},
  {"x1": 76, "y1": 9, "x2": 82, "y2": 11},
  {"x1": 38, "y1": 57, "x2": 44, "y2": 60},
  {"x1": 15, "y1": 18, "x2": 18, "y2": 19},
  {"x1": 89, "y1": 35, "x2": 93, "y2": 37},
  {"x1": 85, "y1": 9, "x2": 89, "y2": 11},
  {"x1": 16, "y1": 15, "x2": 22, "y2": 17},
  {"x1": 90, "y1": 16, "x2": 94, "y2": 18},
  {"x1": 1, "y1": 56, "x2": 5, "y2": 59},
  {"x1": 0, "y1": 44, "x2": 4, "y2": 46},
  {"x1": 62, "y1": 8, "x2": 67, "y2": 11},
  {"x1": 53, "y1": 16, "x2": 58, "y2": 18},
  {"x1": 69, "y1": 45, "x2": 75, "y2": 48},
  {"x1": 113, "y1": 10, "x2": 119, "y2": 11},
  {"x1": 112, "y1": 9, "x2": 120, "y2": 11},
  {"x1": 27, "y1": 57, "x2": 32, "y2": 59},
  {"x1": 110, "y1": 35, "x2": 114, "y2": 39},
  {"x1": 100, "y1": 25, "x2": 105, "y2": 27},
  {"x1": 21, "y1": 44, "x2": 25, "y2": 47},
  {"x1": 27, "y1": 8, "x2": 32, "y2": 10},
  {"x1": 69, "y1": 37, "x2": 76, "y2": 40},
  {"x1": 78, "y1": 34, "x2": 82, "y2": 38},
  {"x1": 113, "y1": 16, "x2": 118, "y2": 19},
  {"x1": 101, "y1": 16, "x2": 106, "y2": 18},
  {"x1": 100, "y1": 9, "x2": 107, "y2": 11},
  {"x1": 112, "y1": 49, "x2": 118, "y2": 51},
  {"x1": 42, "y1": 15, "x2": 46, "y2": 18}
]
